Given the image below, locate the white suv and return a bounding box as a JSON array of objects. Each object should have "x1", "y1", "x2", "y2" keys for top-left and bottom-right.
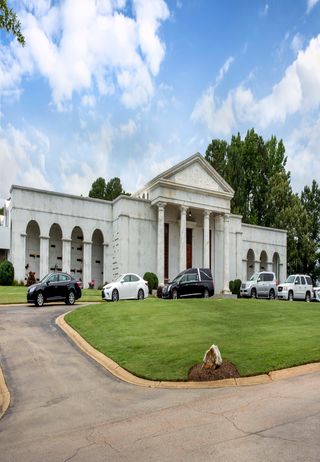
[{"x1": 277, "y1": 274, "x2": 313, "y2": 301}]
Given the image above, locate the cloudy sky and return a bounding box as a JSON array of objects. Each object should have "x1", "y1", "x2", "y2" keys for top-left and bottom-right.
[{"x1": 1, "y1": 0, "x2": 320, "y2": 201}]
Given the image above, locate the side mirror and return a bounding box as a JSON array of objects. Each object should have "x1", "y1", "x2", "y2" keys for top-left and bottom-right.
[
  {"x1": 120, "y1": 280, "x2": 124, "y2": 284},
  {"x1": 295, "y1": 281, "x2": 299, "y2": 285},
  {"x1": 257, "y1": 278, "x2": 261, "y2": 282},
  {"x1": 46, "y1": 281, "x2": 50, "y2": 285}
]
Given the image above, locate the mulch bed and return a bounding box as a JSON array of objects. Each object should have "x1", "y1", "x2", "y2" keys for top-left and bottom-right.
[{"x1": 188, "y1": 361, "x2": 240, "y2": 381}]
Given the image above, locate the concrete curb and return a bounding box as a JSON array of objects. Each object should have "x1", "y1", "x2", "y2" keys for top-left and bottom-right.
[
  {"x1": 0, "y1": 367, "x2": 10, "y2": 419},
  {"x1": 56, "y1": 313, "x2": 320, "y2": 389}
]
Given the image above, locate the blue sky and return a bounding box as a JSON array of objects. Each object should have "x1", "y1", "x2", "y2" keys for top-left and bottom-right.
[{"x1": 1, "y1": 0, "x2": 320, "y2": 200}]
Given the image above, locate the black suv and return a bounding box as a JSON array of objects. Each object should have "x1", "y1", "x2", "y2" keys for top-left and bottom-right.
[
  {"x1": 162, "y1": 268, "x2": 214, "y2": 299},
  {"x1": 27, "y1": 272, "x2": 82, "y2": 307}
]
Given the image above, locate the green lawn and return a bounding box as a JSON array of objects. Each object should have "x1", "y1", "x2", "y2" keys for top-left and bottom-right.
[
  {"x1": 0, "y1": 286, "x2": 102, "y2": 304},
  {"x1": 65, "y1": 297, "x2": 320, "y2": 381}
]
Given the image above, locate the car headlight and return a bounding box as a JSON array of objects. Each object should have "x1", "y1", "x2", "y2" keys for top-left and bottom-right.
[
  {"x1": 28, "y1": 286, "x2": 35, "y2": 293},
  {"x1": 104, "y1": 285, "x2": 112, "y2": 290},
  {"x1": 166, "y1": 284, "x2": 171, "y2": 291}
]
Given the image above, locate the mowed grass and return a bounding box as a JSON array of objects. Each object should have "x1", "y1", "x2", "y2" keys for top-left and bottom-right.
[
  {"x1": 0, "y1": 285, "x2": 102, "y2": 304},
  {"x1": 65, "y1": 297, "x2": 320, "y2": 381}
]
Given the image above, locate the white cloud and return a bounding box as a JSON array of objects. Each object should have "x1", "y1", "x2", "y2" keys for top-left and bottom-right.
[
  {"x1": 192, "y1": 34, "x2": 320, "y2": 135},
  {"x1": 81, "y1": 94, "x2": 96, "y2": 107},
  {"x1": 291, "y1": 33, "x2": 304, "y2": 54},
  {"x1": 260, "y1": 3, "x2": 269, "y2": 16},
  {"x1": 0, "y1": 124, "x2": 52, "y2": 197},
  {"x1": 285, "y1": 118, "x2": 320, "y2": 192},
  {"x1": 191, "y1": 57, "x2": 235, "y2": 135},
  {"x1": 1, "y1": 0, "x2": 170, "y2": 109},
  {"x1": 120, "y1": 118, "x2": 137, "y2": 135},
  {"x1": 307, "y1": 0, "x2": 320, "y2": 13},
  {"x1": 60, "y1": 120, "x2": 113, "y2": 195}
]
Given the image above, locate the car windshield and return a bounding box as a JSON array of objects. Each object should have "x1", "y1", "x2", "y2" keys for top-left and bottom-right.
[
  {"x1": 114, "y1": 274, "x2": 125, "y2": 282},
  {"x1": 39, "y1": 273, "x2": 51, "y2": 283},
  {"x1": 285, "y1": 275, "x2": 295, "y2": 283},
  {"x1": 249, "y1": 272, "x2": 258, "y2": 281},
  {"x1": 171, "y1": 272, "x2": 184, "y2": 283}
]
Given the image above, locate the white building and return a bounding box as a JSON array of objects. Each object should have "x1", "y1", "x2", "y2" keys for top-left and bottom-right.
[{"x1": 0, "y1": 153, "x2": 287, "y2": 291}]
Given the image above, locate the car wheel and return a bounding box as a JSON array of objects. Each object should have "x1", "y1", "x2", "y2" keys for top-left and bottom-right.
[
  {"x1": 203, "y1": 288, "x2": 209, "y2": 298},
  {"x1": 305, "y1": 292, "x2": 311, "y2": 302},
  {"x1": 172, "y1": 289, "x2": 178, "y2": 299},
  {"x1": 137, "y1": 289, "x2": 144, "y2": 300},
  {"x1": 288, "y1": 291, "x2": 294, "y2": 301},
  {"x1": 269, "y1": 289, "x2": 275, "y2": 300},
  {"x1": 250, "y1": 288, "x2": 257, "y2": 299},
  {"x1": 66, "y1": 290, "x2": 75, "y2": 305},
  {"x1": 112, "y1": 289, "x2": 119, "y2": 302},
  {"x1": 35, "y1": 291, "x2": 44, "y2": 307}
]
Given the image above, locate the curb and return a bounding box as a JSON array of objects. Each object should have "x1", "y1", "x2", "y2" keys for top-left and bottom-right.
[
  {"x1": 56, "y1": 313, "x2": 320, "y2": 389},
  {"x1": 0, "y1": 367, "x2": 10, "y2": 419}
]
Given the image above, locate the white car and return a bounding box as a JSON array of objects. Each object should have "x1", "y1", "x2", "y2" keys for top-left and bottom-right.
[
  {"x1": 102, "y1": 273, "x2": 149, "y2": 302},
  {"x1": 277, "y1": 274, "x2": 313, "y2": 301}
]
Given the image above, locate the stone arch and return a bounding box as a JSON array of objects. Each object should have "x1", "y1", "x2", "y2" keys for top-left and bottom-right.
[
  {"x1": 246, "y1": 249, "x2": 255, "y2": 280},
  {"x1": 273, "y1": 252, "x2": 280, "y2": 282},
  {"x1": 49, "y1": 223, "x2": 63, "y2": 272},
  {"x1": 260, "y1": 250, "x2": 268, "y2": 271},
  {"x1": 91, "y1": 229, "x2": 104, "y2": 288},
  {"x1": 71, "y1": 226, "x2": 83, "y2": 281},
  {"x1": 25, "y1": 220, "x2": 40, "y2": 281}
]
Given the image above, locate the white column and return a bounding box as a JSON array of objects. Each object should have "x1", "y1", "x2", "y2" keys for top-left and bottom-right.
[
  {"x1": 236, "y1": 231, "x2": 243, "y2": 280},
  {"x1": 203, "y1": 210, "x2": 210, "y2": 268},
  {"x1": 222, "y1": 214, "x2": 231, "y2": 294},
  {"x1": 157, "y1": 203, "x2": 166, "y2": 285},
  {"x1": 179, "y1": 205, "x2": 187, "y2": 272},
  {"x1": 39, "y1": 235, "x2": 49, "y2": 279},
  {"x1": 83, "y1": 241, "x2": 92, "y2": 289},
  {"x1": 103, "y1": 243, "x2": 111, "y2": 284},
  {"x1": 19, "y1": 232, "x2": 27, "y2": 283},
  {"x1": 62, "y1": 238, "x2": 71, "y2": 273}
]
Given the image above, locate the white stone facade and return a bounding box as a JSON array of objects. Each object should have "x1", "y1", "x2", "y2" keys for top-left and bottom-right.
[{"x1": 0, "y1": 153, "x2": 287, "y2": 291}]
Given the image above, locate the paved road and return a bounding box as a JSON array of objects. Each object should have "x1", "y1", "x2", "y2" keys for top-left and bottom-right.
[{"x1": 0, "y1": 304, "x2": 319, "y2": 462}]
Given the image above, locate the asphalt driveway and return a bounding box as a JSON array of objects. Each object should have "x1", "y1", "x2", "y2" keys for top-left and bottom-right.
[{"x1": 0, "y1": 303, "x2": 319, "y2": 461}]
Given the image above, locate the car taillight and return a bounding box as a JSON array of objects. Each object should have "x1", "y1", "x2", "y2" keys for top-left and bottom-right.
[{"x1": 76, "y1": 282, "x2": 81, "y2": 288}]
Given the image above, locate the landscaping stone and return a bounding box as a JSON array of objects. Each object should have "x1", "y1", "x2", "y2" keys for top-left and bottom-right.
[{"x1": 202, "y1": 344, "x2": 223, "y2": 369}]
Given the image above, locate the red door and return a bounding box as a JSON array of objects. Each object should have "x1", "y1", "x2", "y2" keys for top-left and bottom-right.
[{"x1": 186, "y1": 228, "x2": 192, "y2": 269}]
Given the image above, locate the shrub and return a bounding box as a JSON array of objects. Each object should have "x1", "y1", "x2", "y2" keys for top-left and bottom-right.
[
  {"x1": 229, "y1": 279, "x2": 241, "y2": 297},
  {"x1": 0, "y1": 260, "x2": 14, "y2": 286},
  {"x1": 26, "y1": 271, "x2": 36, "y2": 287},
  {"x1": 143, "y1": 272, "x2": 158, "y2": 294}
]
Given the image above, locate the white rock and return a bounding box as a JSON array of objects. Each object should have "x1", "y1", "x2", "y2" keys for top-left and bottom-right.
[{"x1": 202, "y1": 344, "x2": 223, "y2": 369}]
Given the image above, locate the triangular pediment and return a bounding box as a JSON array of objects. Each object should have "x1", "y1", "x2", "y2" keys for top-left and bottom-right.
[{"x1": 160, "y1": 153, "x2": 234, "y2": 195}]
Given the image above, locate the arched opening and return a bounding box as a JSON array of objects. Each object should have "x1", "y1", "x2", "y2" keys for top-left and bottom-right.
[
  {"x1": 260, "y1": 251, "x2": 268, "y2": 271},
  {"x1": 91, "y1": 229, "x2": 104, "y2": 288},
  {"x1": 25, "y1": 220, "x2": 40, "y2": 282},
  {"x1": 71, "y1": 226, "x2": 83, "y2": 281},
  {"x1": 247, "y1": 249, "x2": 255, "y2": 280},
  {"x1": 49, "y1": 224, "x2": 63, "y2": 272},
  {"x1": 273, "y1": 252, "x2": 280, "y2": 282}
]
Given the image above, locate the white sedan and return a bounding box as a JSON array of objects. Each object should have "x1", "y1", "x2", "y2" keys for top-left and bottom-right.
[{"x1": 102, "y1": 273, "x2": 149, "y2": 302}]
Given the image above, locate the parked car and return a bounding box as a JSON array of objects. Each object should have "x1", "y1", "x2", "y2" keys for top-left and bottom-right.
[
  {"x1": 240, "y1": 271, "x2": 277, "y2": 299},
  {"x1": 277, "y1": 274, "x2": 313, "y2": 301},
  {"x1": 27, "y1": 272, "x2": 82, "y2": 307},
  {"x1": 162, "y1": 268, "x2": 214, "y2": 299},
  {"x1": 101, "y1": 273, "x2": 148, "y2": 302}
]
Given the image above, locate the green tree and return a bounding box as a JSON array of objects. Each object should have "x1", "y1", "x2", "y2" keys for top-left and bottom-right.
[
  {"x1": 89, "y1": 177, "x2": 107, "y2": 200},
  {"x1": 300, "y1": 180, "x2": 320, "y2": 281},
  {"x1": 0, "y1": 0, "x2": 25, "y2": 45},
  {"x1": 205, "y1": 129, "x2": 317, "y2": 277},
  {"x1": 89, "y1": 177, "x2": 129, "y2": 201}
]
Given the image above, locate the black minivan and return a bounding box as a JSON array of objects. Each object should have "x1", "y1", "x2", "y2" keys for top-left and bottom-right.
[{"x1": 162, "y1": 268, "x2": 214, "y2": 299}]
